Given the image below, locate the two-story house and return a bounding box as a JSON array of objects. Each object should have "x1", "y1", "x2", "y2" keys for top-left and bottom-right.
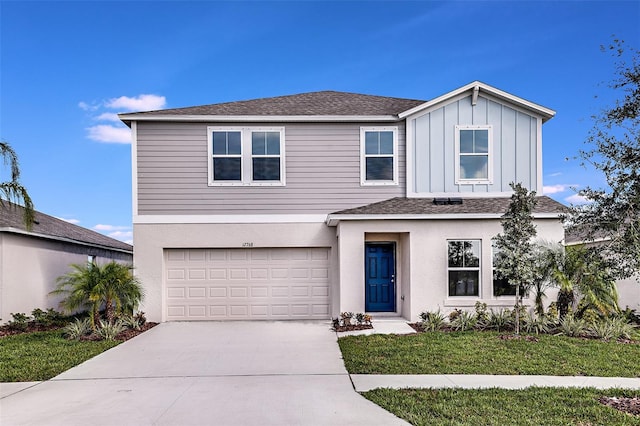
[{"x1": 120, "y1": 81, "x2": 566, "y2": 323}]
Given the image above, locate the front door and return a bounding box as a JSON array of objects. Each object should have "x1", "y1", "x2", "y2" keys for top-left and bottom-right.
[{"x1": 365, "y1": 243, "x2": 396, "y2": 312}]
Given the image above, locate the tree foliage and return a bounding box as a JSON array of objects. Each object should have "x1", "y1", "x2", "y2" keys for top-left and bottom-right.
[
  {"x1": 572, "y1": 39, "x2": 640, "y2": 280},
  {"x1": 0, "y1": 141, "x2": 34, "y2": 230},
  {"x1": 51, "y1": 261, "x2": 144, "y2": 329},
  {"x1": 493, "y1": 182, "x2": 538, "y2": 333}
]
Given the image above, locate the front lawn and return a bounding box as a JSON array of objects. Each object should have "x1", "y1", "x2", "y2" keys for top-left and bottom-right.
[
  {"x1": 0, "y1": 330, "x2": 119, "y2": 382},
  {"x1": 338, "y1": 331, "x2": 640, "y2": 376},
  {"x1": 363, "y1": 387, "x2": 640, "y2": 426}
]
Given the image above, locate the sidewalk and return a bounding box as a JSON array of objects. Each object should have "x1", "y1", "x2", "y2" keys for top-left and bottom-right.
[
  {"x1": 337, "y1": 318, "x2": 640, "y2": 392},
  {"x1": 351, "y1": 374, "x2": 640, "y2": 392}
]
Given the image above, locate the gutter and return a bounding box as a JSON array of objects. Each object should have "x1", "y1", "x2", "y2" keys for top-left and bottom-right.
[{"x1": 325, "y1": 212, "x2": 564, "y2": 227}]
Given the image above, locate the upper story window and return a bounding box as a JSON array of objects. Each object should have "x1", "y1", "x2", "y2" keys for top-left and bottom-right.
[
  {"x1": 208, "y1": 127, "x2": 285, "y2": 186},
  {"x1": 360, "y1": 126, "x2": 398, "y2": 186},
  {"x1": 455, "y1": 125, "x2": 493, "y2": 184},
  {"x1": 212, "y1": 130, "x2": 242, "y2": 182},
  {"x1": 447, "y1": 240, "x2": 480, "y2": 297}
]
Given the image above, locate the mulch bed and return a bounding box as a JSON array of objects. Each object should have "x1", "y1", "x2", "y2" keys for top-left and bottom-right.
[
  {"x1": 599, "y1": 396, "x2": 640, "y2": 416},
  {"x1": 333, "y1": 324, "x2": 373, "y2": 332},
  {"x1": 0, "y1": 321, "x2": 158, "y2": 341}
]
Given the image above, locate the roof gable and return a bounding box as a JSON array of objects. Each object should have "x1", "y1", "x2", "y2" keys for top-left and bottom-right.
[
  {"x1": 399, "y1": 81, "x2": 556, "y2": 122},
  {"x1": 0, "y1": 201, "x2": 132, "y2": 252}
]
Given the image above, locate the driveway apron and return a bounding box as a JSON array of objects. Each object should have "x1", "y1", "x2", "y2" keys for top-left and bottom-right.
[{"x1": 0, "y1": 321, "x2": 408, "y2": 426}]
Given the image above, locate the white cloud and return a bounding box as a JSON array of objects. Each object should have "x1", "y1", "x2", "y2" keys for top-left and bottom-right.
[
  {"x1": 56, "y1": 217, "x2": 80, "y2": 224},
  {"x1": 106, "y1": 94, "x2": 166, "y2": 112},
  {"x1": 108, "y1": 230, "x2": 133, "y2": 240},
  {"x1": 547, "y1": 172, "x2": 563, "y2": 178},
  {"x1": 565, "y1": 194, "x2": 591, "y2": 205},
  {"x1": 87, "y1": 125, "x2": 131, "y2": 144},
  {"x1": 78, "y1": 101, "x2": 99, "y2": 111},
  {"x1": 543, "y1": 184, "x2": 573, "y2": 195},
  {"x1": 94, "y1": 224, "x2": 130, "y2": 231},
  {"x1": 94, "y1": 112, "x2": 121, "y2": 122}
]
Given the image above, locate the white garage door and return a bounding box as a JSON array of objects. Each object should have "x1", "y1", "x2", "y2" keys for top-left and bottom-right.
[{"x1": 164, "y1": 248, "x2": 331, "y2": 320}]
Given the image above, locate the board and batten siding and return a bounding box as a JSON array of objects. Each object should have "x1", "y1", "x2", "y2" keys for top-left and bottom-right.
[
  {"x1": 412, "y1": 94, "x2": 539, "y2": 194},
  {"x1": 136, "y1": 121, "x2": 406, "y2": 215}
]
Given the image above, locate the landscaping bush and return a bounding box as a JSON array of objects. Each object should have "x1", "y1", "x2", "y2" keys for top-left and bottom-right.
[
  {"x1": 6, "y1": 313, "x2": 30, "y2": 331},
  {"x1": 556, "y1": 315, "x2": 587, "y2": 337},
  {"x1": 64, "y1": 318, "x2": 93, "y2": 340},
  {"x1": 95, "y1": 320, "x2": 125, "y2": 341},
  {"x1": 450, "y1": 311, "x2": 477, "y2": 332},
  {"x1": 482, "y1": 309, "x2": 514, "y2": 332},
  {"x1": 419, "y1": 309, "x2": 446, "y2": 332}
]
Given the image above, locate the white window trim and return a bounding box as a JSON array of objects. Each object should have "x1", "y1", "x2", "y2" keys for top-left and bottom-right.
[
  {"x1": 360, "y1": 126, "x2": 399, "y2": 186},
  {"x1": 207, "y1": 126, "x2": 285, "y2": 187},
  {"x1": 447, "y1": 239, "x2": 481, "y2": 298},
  {"x1": 454, "y1": 125, "x2": 493, "y2": 185}
]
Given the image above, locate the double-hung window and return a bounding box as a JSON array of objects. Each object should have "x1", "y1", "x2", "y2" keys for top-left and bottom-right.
[
  {"x1": 360, "y1": 127, "x2": 398, "y2": 185},
  {"x1": 211, "y1": 130, "x2": 242, "y2": 182},
  {"x1": 208, "y1": 127, "x2": 285, "y2": 186},
  {"x1": 455, "y1": 125, "x2": 492, "y2": 184},
  {"x1": 448, "y1": 240, "x2": 481, "y2": 297}
]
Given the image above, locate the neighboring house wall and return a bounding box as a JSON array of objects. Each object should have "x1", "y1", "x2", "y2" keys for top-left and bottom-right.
[
  {"x1": 617, "y1": 276, "x2": 640, "y2": 311},
  {"x1": 0, "y1": 232, "x2": 132, "y2": 322},
  {"x1": 136, "y1": 121, "x2": 406, "y2": 215},
  {"x1": 335, "y1": 217, "x2": 563, "y2": 321},
  {"x1": 408, "y1": 93, "x2": 541, "y2": 196}
]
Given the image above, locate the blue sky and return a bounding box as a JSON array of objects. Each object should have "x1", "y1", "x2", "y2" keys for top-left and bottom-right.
[{"x1": 1, "y1": 1, "x2": 639, "y2": 244}]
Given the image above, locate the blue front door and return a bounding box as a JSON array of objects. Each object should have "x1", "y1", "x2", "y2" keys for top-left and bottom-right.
[{"x1": 365, "y1": 243, "x2": 396, "y2": 312}]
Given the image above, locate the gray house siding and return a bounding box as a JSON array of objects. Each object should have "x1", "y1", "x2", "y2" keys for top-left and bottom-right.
[
  {"x1": 412, "y1": 94, "x2": 539, "y2": 194},
  {"x1": 136, "y1": 121, "x2": 406, "y2": 215}
]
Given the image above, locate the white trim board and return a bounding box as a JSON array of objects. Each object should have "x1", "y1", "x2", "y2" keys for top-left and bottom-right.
[
  {"x1": 133, "y1": 214, "x2": 328, "y2": 224},
  {"x1": 325, "y1": 212, "x2": 563, "y2": 226},
  {"x1": 119, "y1": 114, "x2": 400, "y2": 125}
]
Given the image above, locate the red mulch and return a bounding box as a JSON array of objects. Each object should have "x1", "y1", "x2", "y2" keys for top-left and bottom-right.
[
  {"x1": 0, "y1": 321, "x2": 158, "y2": 341},
  {"x1": 333, "y1": 324, "x2": 373, "y2": 332},
  {"x1": 599, "y1": 396, "x2": 640, "y2": 416},
  {"x1": 0, "y1": 323, "x2": 64, "y2": 337}
]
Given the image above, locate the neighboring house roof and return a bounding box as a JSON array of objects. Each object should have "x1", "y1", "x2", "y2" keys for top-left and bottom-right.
[
  {"x1": 564, "y1": 225, "x2": 611, "y2": 246},
  {"x1": 119, "y1": 81, "x2": 556, "y2": 125},
  {"x1": 326, "y1": 196, "x2": 568, "y2": 226},
  {"x1": 0, "y1": 201, "x2": 132, "y2": 253}
]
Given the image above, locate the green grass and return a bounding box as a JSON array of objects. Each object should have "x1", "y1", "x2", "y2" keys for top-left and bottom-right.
[
  {"x1": 338, "y1": 331, "x2": 640, "y2": 376},
  {"x1": 0, "y1": 330, "x2": 119, "y2": 382},
  {"x1": 363, "y1": 387, "x2": 640, "y2": 426}
]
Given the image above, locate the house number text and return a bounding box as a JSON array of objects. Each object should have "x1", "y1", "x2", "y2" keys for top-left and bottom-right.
[{"x1": 242, "y1": 242, "x2": 254, "y2": 247}]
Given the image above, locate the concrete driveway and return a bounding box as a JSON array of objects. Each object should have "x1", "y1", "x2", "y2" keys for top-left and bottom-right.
[{"x1": 0, "y1": 321, "x2": 407, "y2": 426}]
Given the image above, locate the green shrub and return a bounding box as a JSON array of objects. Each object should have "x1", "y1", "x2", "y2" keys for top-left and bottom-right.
[
  {"x1": 7, "y1": 313, "x2": 30, "y2": 331},
  {"x1": 420, "y1": 309, "x2": 446, "y2": 332},
  {"x1": 522, "y1": 313, "x2": 552, "y2": 335},
  {"x1": 483, "y1": 309, "x2": 513, "y2": 332},
  {"x1": 450, "y1": 311, "x2": 477, "y2": 332},
  {"x1": 96, "y1": 320, "x2": 125, "y2": 341},
  {"x1": 31, "y1": 308, "x2": 66, "y2": 327},
  {"x1": 556, "y1": 315, "x2": 587, "y2": 337},
  {"x1": 589, "y1": 317, "x2": 635, "y2": 341},
  {"x1": 64, "y1": 318, "x2": 92, "y2": 340}
]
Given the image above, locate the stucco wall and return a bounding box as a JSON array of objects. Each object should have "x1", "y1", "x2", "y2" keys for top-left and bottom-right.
[
  {"x1": 134, "y1": 222, "x2": 337, "y2": 322},
  {"x1": 336, "y1": 217, "x2": 564, "y2": 322},
  {"x1": 617, "y1": 276, "x2": 640, "y2": 311},
  {"x1": 0, "y1": 233, "x2": 132, "y2": 323}
]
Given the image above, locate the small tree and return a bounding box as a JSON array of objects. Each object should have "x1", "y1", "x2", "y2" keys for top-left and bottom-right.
[
  {"x1": 51, "y1": 261, "x2": 144, "y2": 329},
  {"x1": 572, "y1": 39, "x2": 640, "y2": 281},
  {"x1": 493, "y1": 182, "x2": 538, "y2": 334},
  {"x1": 1, "y1": 141, "x2": 34, "y2": 230}
]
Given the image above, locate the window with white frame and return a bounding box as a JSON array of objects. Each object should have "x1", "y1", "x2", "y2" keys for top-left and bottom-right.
[
  {"x1": 447, "y1": 240, "x2": 480, "y2": 297},
  {"x1": 455, "y1": 125, "x2": 492, "y2": 184},
  {"x1": 360, "y1": 127, "x2": 398, "y2": 185},
  {"x1": 208, "y1": 127, "x2": 285, "y2": 186}
]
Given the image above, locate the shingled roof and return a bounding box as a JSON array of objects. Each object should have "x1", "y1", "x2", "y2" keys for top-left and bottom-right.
[
  {"x1": 123, "y1": 91, "x2": 426, "y2": 117},
  {"x1": 0, "y1": 201, "x2": 132, "y2": 252},
  {"x1": 330, "y1": 196, "x2": 568, "y2": 216}
]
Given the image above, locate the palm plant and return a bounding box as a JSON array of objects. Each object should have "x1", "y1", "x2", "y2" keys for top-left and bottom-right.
[
  {"x1": 1, "y1": 141, "x2": 34, "y2": 230},
  {"x1": 51, "y1": 261, "x2": 144, "y2": 329}
]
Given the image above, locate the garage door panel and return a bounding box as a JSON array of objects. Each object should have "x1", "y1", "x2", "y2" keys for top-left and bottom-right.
[{"x1": 165, "y1": 248, "x2": 330, "y2": 320}]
